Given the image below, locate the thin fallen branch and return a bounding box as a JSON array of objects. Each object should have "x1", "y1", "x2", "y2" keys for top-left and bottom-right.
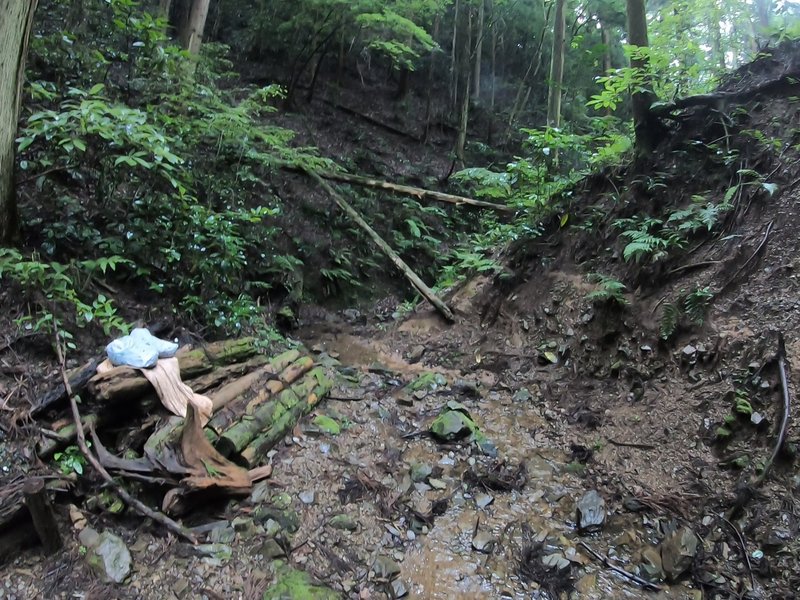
[
  {"x1": 754, "y1": 332, "x2": 791, "y2": 487},
  {"x1": 53, "y1": 331, "x2": 197, "y2": 544},
  {"x1": 304, "y1": 168, "x2": 455, "y2": 322},
  {"x1": 718, "y1": 221, "x2": 774, "y2": 294},
  {"x1": 607, "y1": 439, "x2": 656, "y2": 451},
  {"x1": 578, "y1": 541, "x2": 663, "y2": 591},
  {"x1": 317, "y1": 170, "x2": 515, "y2": 213},
  {"x1": 719, "y1": 516, "x2": 755, "y2": 591}
]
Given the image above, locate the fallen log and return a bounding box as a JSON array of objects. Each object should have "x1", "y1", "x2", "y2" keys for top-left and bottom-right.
[
  {"x1": 305, "y1": 169, "x2": 455, "y2": 322},
  {"x1": 240, "y1": 374, "x2": 334, "y2": 467},
  {"x1": 31, "y1": 356, "x2": 105, "y2": 416},
  {"x1": 317, "y1": 171, "x2": 514, "y2": 213},
  {"x1": 88, "y1": 337, "x2": 259, "y2": 403},
  {"x1": 215, "y1": 367, "x2": 318, "y2": 458}
]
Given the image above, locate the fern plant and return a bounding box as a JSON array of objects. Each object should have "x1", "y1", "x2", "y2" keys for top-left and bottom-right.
[
  {"x1": 585, "y1": 273, "x2": 629, "y2": 305},
  {"x1": 659, "y1": 286, "x2": 715, "y2": 339}
]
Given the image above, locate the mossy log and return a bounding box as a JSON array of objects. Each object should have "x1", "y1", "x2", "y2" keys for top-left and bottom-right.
[
  {"x1": 144, "y1": 350, "x2": 306, "y2": 453},
  {"x1": 215, "y1": 368, "x2": 320, "y2": 458},
  {"x1": 88, "y1": 338, "x2": 258, "y2": 402},
  {"x1": 37, "y1": 414, "x2": 99, "y2": 459},
  {"x1": 240, "y1": 374, "x2": 333, "y2": 467}
]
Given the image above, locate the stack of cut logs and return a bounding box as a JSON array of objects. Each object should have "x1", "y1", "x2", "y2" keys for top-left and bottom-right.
[{"x1": 37, "y1": 338, "x2": 331, "y2": 493}]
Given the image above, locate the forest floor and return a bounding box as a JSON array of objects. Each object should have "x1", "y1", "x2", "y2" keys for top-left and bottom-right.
[{"x1": 2, "y1": 47, "x2": 800, "y2": 600}]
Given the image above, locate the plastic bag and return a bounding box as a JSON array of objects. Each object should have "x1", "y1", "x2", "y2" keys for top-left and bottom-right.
[{"x1": 106, "y1": 328, "x2": 179, "y2": 369}]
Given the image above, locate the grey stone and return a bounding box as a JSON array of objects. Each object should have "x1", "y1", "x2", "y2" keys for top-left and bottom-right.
[
  {"x1": 576, "y1": 490, "x2": 606, "y2": 534},
  {"x1": 409, "y1": 462, "x2": 432, "y2": 483},
  {"x1": 373, "y1": 556, "x2": 401, "y2": 579},
  {"x1": 472, "y1": 531, "x2": 494, "y2": 553},
  {"x1": 87, "y1": 531, "x2": 132, "y2": 583}
]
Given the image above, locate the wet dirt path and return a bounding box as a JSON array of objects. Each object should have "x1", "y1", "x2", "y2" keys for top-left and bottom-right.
[{"x1": 291, "y1": 325, "x2": 701, "y2": 599}]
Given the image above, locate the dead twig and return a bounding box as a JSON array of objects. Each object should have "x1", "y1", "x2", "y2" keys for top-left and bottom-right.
[
  {"x1": 577, "y1": 541, "x2": 663, "y2": 591},
  {"x1": 607, "y1": 439, "x2": 656, "y2": 450},
  {"x1": 753, "y1": 332, "x2": 791, "y2": 487},
  {"x1": 53, "y1": 328, "x2": 197, "y2": 544},
  {"x1": 718, "y1": 221, "x2": 774, "y2": 294},
  {"x1": 719, "y1": 516, "x2": 755, "y2": 591}
]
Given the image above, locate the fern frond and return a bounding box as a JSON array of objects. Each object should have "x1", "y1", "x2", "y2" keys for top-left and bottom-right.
[{"x1": 660, "y1": 303, "x2": 680, "y2": 339}]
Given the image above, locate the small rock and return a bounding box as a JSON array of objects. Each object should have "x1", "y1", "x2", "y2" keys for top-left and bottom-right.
[
  {"x1": 209, "y1": 525, "x2": 236, "y2": 544},
  {"x1": 409, "y1": 462, "x2": 432, "y2": 483},
  {"x1": 472, "y1": 531, "x2": 494, "y2": 553},
  {"x1": 429, "y1": 410, "x2": 474, "y2": 440},
  {"x1": 390, "y1": 579, "x2": 409, "y2": 598},
  {"x1": 373, "y1": 556, "x2": 401, "y2": 579},
  {"x1": 78, "y1": 526, "x2": 100, "y2": 548},
  {"x1": 640, "y1": 545, "x2": 664, "y2": 581},
  {"x1": 87, "y1": 531, "x2": 132, "y2": 583},
  {"x1": 512, "y1": 389, "x2": 531, "y2": 402},
  {"x1": 475, "y1": 493, "x2": 494, "y2": 509},
  {"x1": 541, "y1": 553, "x2": 570, "y2": 570},
  {"x1": 260, "y1": 538, "x2": 286, "y2": 559},
  {"x1": 681, "y1": 345, "x2": 697, "y2": 363},
  {"x1": 660, "y1": 527, "x2": 698, "y2": 580},
  {"x1": 428, "y1": 478, "x2": 447, "y2": 490},
  {"x1": 299, "y1": 490, "x2": 316, "y2": 505},
  {"x1": 576, "y1": 490, "x2": 606, "y2": 534},
  {"x1": 406, "y1": 346, "x2": 426, "y2": 363}
]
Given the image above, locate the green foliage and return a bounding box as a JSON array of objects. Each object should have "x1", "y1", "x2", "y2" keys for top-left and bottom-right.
[
  {"x1": 54, "y1": 444, "x2": 88, "y2": 475},
  {"x1": 659, "y1": 286, "x2": 714, "y2": 340},
  {"x1": 585, "y1": 273, "x2": 628, "y2": 306},
  {"x1": 0, "y1": 249, "x2": 130, "y2": 343}
]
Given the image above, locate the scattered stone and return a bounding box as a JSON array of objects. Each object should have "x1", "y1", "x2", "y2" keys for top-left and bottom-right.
[
  {"x1": 194, "y1": 543, "x2": 233, "y2": 562},
  {"x1": 476, "y1": 438, "x2": 498, "y2": 457},
  {"x1": 329, "y1": 514, "x2": 359, "y2": 531},
  {"x1": 472, "y1": 531, "x2": 494, "y2": 553},
  {"x1": 429, "y1": 410, "x2": 474, "y2": 441},
  {"x1": 86, "y1": 531, "x2": 132, "y2": 583},
  {"x1": 512, "y1": 389, "x2": 531, "y2": 402},
  {"x1": 576, "y1": 490, "x2": 606, "y2": 534},
  {"x1": 260, "y1": 538, "x2": 286, "y2": 559},
  {"x1": 681, "y1": 345, "x2": 697, "y2": 364},
  {"x1": 640, "y1": 545, "x2": 664, "y2": 581},
  {"x1": 541, "y1": 553, "x2": 570, "y2": 570},
  {"x1": 406, "y1": 345, "x2": 426, "y2": 363},
  {"x1": 299, "y1": 490, "x2": 316, "y2": 505},
  {"x1": 78, "y1": 526, "x2": 100, "y2": 548},
  {"x1": 409, "y1": 462, "x2": 432, "y2": 483},
  {"x1": 544, "y1": 486, "x2": 568, "y2": 503},
  {"x1": 475, "y1": 493, "x2": 494, "y2": 509},
  {"x1": 428, "y1": 478, "x2": 447, "y2": 490},
  {"x1": 751, "y1": 412, "x2": 767, "y2": 428},
  {"x1": 390, "y1": 579, "x2": 410, "y2": 598},
  {"x1": 373, "y1": 556, "x2": 401, "y2": 579},
  {"x1": 209, "y1": 524, "x2": 236, "y2": 544},
  {"x1": 660, "y1": 527, "x2": 698, "y2": 581}
]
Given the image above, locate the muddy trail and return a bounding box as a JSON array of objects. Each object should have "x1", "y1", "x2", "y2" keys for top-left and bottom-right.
[{"x1": 5, "y1": 40, "x2": 800, "y2": 600}]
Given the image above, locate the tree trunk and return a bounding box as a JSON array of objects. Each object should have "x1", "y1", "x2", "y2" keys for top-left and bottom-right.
[
  {"x1": 546, "y1": 0, "x2": 566, "y2": 129},
  {"x1": 158, "y1": 0, "x2": 172, "y2": 17},
  {"x1": 450, "y1": 0, "x2": 460, "y2": 111},
  {"x1": 626, "y1": 0, "x2": 658, "y2": 156},
  {"x1": 755, "y1": 0, "x2": 771, "y2": 30},
  {"x1": 0, "y1": 0, "x2": 38, "y2": 245},
  {"x1": 600, "y1": 23, "x2": 612, "y2": 74},
  {"x1": 179, "y1": 0, "x2": 209, "y2": 55},
  {"x1": 490, "y1": 0, "x2": 497, "y2": 110},
  {"x1": 473, "y1": 0, "x2": 484, "y2": 101},
  {"x1": 454, "y1": 6, "x2": 472, "y2": 162}
]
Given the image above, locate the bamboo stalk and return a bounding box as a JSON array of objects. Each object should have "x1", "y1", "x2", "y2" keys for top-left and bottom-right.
[{"x1": 305, "y1": 169, "x2": 455, "y2": 322}]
